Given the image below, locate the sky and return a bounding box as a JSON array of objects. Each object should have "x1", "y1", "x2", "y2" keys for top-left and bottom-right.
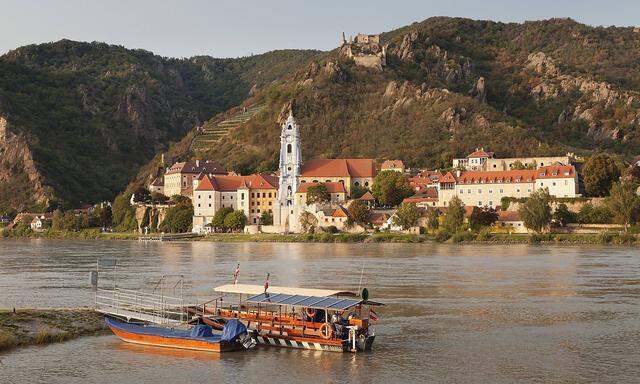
[{"x1": 1, "y1": 0, "x2": 639, "y2": 58}]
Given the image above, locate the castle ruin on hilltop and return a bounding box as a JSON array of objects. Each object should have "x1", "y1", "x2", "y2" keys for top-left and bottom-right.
[{"x1": 339, "y1": 32, "x2": 386, "y2": 71}]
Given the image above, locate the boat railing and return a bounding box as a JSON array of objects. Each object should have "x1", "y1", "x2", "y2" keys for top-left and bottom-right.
[{"x1": 95, "y1": 287, "x2": 188, "y2": 325}]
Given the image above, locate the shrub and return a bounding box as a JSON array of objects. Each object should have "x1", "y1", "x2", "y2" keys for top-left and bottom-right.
[
  {"x1": 597, "y1": 232, "x2": 614, "y2": 244},
  {"x1": 434, "y1": 229, "x2": 451, "y2": 242},
  {"x1": 0, "y1": 330, "x2": 16, "y2": 351},
  {"x1": 476, "y1": 227, "x2": 493, "y2": 241},
  {"x1": 324, "y1": 225, "x2": 339, "y2": 234},
  {"x1": 451, "y1": 230, "x2": 475, "y2": 243}
]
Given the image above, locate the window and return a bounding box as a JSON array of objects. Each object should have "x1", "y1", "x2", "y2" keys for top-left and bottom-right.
[
  {"x1": 540, "y1": 182, "x2": 544, "y2": 186},
  {"x1": 489, "y1": 201, "x2": 493, "y2": 206},
  {"x1": 287, "y1": 144, "x2": 292, "y2": 153},
  {"x1": 552, "y1": 182, "x2": 556, "y2": 186},
  {"x1": 262, "y1": 193, "x2": 266, "y2": 198},
  {"x1": 489, "y1": 190, "x2": 493, "y2": 194},
  {"x1": 197, "y1": 204, "x2": 201, "y2": 207},
  {"x1": 478, "y1": 189, "x2": 482, "y2": 194},
  {"x1": 230, "y1": 196, "x2": 233, "y2": 200},
  {"x1": 257, "y1": 209, "x2": 260, "y2": 213},
  {"x1": 365, "y1": 182, "x2": 369, "y2": 187},
  {"x1": 253, "y1": 218, "x2": 257, "y2": 224},
  {"x1": 268, "y1": 193, "x2": 272, "y2": 198},
  {"x1": 287, "y1": 124, "x2": 292, "y2": 130},
  {"x1": 197, "y1": 195, "x2": 201, "y2": 199},
  {"x1": 208, "y1": 195, "x2": 211, "y2": 199},
  {"x1": 326, "y1": 180, "x2": 331, "y2": 183},
  {"x1": 354, "y1": 181, "x2": 360, "y2": 186},
  {"x1": 222, "y1": 196, "x2": 225, "y2": 200},
  {"x1": 527, "y1": 189, "x2": 532, "y2": 192},
  {"x1": 500, "y1": 189, "x2": 504, "y2": 193},
  {"x1": 241, "y1": 193, "x2": 244, "y2": 199},
  {"x1": 208, "y1": 204, "x2": 211, "y2": 207},
  {"x1": 478, "y1": 201, "x2": 482, "y2": 206},
  {"x1": 252, "y1": 193, "x2": 255, "y2": 198},
  {"x1": 468, "y1": 189, "x2": 471, "y2": 193},
  {"x1": 460, "y1": 190, "x2": 463, "y2": 194}
]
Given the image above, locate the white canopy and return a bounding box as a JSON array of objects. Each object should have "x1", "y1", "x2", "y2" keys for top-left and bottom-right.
[{"x1": 214, "y1": 284, "x2": 357, "y2": 298}]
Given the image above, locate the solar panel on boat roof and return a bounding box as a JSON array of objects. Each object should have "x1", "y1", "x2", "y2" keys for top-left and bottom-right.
[{"x1": 244, "y1": 293, "x2": 361, "y2": 310}]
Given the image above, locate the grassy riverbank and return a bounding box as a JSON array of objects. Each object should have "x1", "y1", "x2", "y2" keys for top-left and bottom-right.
[
  {"x1": 1, "y1": 228, "x2": 140, "y2": 240},
  {"x1": 199, "y1": 231, "x2": 639, "y2": 245},
  {"x1": 2, "y1": 228, "x2": 638, "y2": 245},
  {"x1": 0, "y1": 308, "x2": 107, "y2": 352}
]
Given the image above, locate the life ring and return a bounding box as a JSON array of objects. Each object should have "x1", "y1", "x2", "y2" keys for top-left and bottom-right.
[
  {"x1": 305, "y1": 308, "x2": 316, "y2": 318},
  {"x1": 319, "y1": 323, "x2": 333, "y2": 340}
]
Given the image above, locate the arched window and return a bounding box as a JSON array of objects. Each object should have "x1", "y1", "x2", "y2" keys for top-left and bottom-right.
[
  {"x1": 287, "y1": 124, "x2": 292, "y2": 130},
  {"x1": 287, "y1": 144, "x2": 292, "y2": 153}
]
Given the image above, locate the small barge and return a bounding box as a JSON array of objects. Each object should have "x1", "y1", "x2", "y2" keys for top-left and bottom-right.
[
  {"x1": 105, "y1": 317, "x2": 253, "y2": 353},
  {"x1": 189, "y1": 284, "x2": 383, "y2": 353}
]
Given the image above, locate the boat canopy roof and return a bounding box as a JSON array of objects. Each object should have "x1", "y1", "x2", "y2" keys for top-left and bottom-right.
[
  {"x1": 244, "y1": 292, "x2": 363, "y2": 311},
  {"x1": 214, "y1": 284, "x2": 357, "y2": 297}
]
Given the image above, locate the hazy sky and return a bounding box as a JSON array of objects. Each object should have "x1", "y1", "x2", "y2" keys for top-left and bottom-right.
[{"x1": 1, "y1": 0, "x2": 638, "y2": 58}]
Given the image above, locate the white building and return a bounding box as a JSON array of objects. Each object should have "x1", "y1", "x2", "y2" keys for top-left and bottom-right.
[
  {"x1": 453, "y1": 148, "x2": 574, "y2": 171},
  {"x1": 273, "y1": 112, "x2": 304, "y2": 232},
  {"x1": 437, "y1": 165, "x2": 579, "y2": 208}
]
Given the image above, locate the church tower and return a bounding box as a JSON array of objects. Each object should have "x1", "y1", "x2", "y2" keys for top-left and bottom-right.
[{"x1": 277, "y1": 111, "x2": 302, "y2": 207}]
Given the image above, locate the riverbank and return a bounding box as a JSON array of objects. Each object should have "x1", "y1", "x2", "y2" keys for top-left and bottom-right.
[
  {"x1": 2, "y1": 228, "x2": 638, "y2": 245},
  {"x1": 0, "y1": 308, "x2": 107, "y2": 352}
]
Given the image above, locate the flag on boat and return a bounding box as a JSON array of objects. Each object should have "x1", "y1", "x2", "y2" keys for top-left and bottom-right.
[
  {"x1": 369, "y1": 309, "x2": 379, "y2": 322},
  {"x1": 264, "y1": 273, "x2": 270, "y2": 292},
  {"x1": 233, "y1": 263, "x2": 240, "y2": 285}
]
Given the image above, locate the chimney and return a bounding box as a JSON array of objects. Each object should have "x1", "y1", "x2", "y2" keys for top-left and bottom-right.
[
  {"x1": 195, "y1": 160, "x2": 200, "y2": 168},
  {"x1": 456, "y1": 169, "x2": 461, "y2": 178}
]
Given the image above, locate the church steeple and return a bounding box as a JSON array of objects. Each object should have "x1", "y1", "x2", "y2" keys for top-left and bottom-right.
[{"x1": 277, "y1": 111, "x2": 302, "y2": 206}]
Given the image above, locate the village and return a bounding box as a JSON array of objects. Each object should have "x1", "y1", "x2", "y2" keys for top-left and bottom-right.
[{"x1": 3, "y1": 107, "x2": 639, "y2": 243}]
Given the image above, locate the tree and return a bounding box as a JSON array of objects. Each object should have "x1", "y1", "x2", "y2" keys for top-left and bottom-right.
[
  {"x1": 583, "y1": 153, "x2": 622, "y2": 197},
  {"x1": 469, "y1": 207, "x2": 498, "y2": 230},
  {"x1": 160, "y1": 204, "x2": 194, "y2": 233},
  {"x1": 347, "y1": 200, "x2": 370, "y2": 225},
  {"x1": 606, "y1": 181, "x2": 640, "y2": 230},
  {"x1": 212, "y1": 207, "x2": 234, "y2": 230},
  {"x1": 140, "y1": 207, "x2": 151, "y2": 229},
  {"x1": 223, "y1": 210, "x2": 247, "y2": 231},
  {"x1": 306, "y1": 184, "x2": 330, "y2": 205},
  {"x1": 350, "y1": 184, "x2": 368, "y2": 199},
  {"x1": 260, "y1": 211, "x2": 273, "y2": 225},
  {"x1": 443, "y1": 196, "x2": 465, "y2": 232},
  {"x1": 426, "y1": 209, "x2": 439, "y2": 231},
  {"x1": 553, "y1": 203, "x2": 576, "y2": 226},
  {"x1": 299, "y1": 212, "x2": 317, "y2": 233},
  {"x1": 371, "y1": 170, "x2": 413, "y2": 207},
  {"x1": 133, "y1": 187, "x2": 151, "y2": 203},
  {"x1": 51, "y1": 209, "x2": 64, "y2": 231},
  {"x1": 62, "y1": 212, "x2": 81, "y2": 231},
  {"x1": 518, "y1": 188, "x2": 552, "y2": 233},
  {"x1": 112, "y1": 193, "x2": 135, "y2": 229},
  {"x1": 577, "y1": 203, "x2": 612, "y2": 224},
  {"x1": 393, "y1": 202, "x2": 421, "y2": 230}
]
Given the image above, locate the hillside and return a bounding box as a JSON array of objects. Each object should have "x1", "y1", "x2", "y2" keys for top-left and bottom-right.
[
  {"x1": 0, "y1": 40, "x2": 320, "y2": 211},
  {"x1": 183, "y1": 17, "x2": 640, "y2": 177}
]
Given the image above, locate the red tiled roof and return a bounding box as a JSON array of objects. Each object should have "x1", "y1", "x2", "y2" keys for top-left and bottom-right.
[
  {"x1": 440, "y1": 172, "x2": 457, "y2": 183},
  {"x1": 535, "y1": 165, "x2": 575, "y2": 179},
  {"x1": 301, "y1": 159, "x2": 376, "y2": 178},
  {"x1": 381, "y1": 160, "x2": 404, "y2": 169},
  {"x1": 331, "y1": 206, "x2": 350, "y2": 218},
  {"x1": 150, "y1": 177, "x2": 164, "y2": 186},
  {"x1": 498, "y1": 210, "x2": 521, "y2": 222},
  {"x1": 358, "y1": 191, "x2": 375, "y2": 201},
  {"x1": 369, "y1": 212, "x2": 390, "y2": 225},
  {"x1": 467, "y1": 149, "x2": 494, "y2": 158},
  {"x1": 297, "y1": 182, "x2": 347, "y2": 194},
  {"x1": 166, "y1": 160, "x2": 226, "y2": 175},
  {"x1": 456, "y1": 169, "x2": 535, "y2": 184},
  {"x1": 195, "y1": 173, "x2": 279, "y2": 192}
]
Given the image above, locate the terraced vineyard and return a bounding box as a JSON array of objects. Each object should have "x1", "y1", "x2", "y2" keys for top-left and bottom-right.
[{"x1": 192, "y1": 104, "x2": 265, "y2": 151}]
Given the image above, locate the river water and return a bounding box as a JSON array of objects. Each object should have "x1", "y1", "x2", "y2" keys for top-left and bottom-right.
[{"x1": 0, "y1": 239, "x2": 638, "y2": 383}]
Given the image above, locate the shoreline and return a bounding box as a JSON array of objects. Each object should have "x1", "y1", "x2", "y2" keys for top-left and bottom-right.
[
  {"x1": 0, "y1": 308, "x2": 108, "y2": 353},
  {"x1": 1, "y1": 229, "x2": 638, "y2": 246}
]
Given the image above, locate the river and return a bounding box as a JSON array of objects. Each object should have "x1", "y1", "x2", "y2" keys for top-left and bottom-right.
[{"x1": 0, "y1": 239, "x2": 638, "y2": 383}]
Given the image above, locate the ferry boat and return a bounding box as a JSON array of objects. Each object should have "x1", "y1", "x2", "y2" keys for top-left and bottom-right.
[
  {"x1": 105, "y1": 317, "x2": 254, "y2": 353},
  {"x1": 189, "y1": 284, "x2": 383, "y2": 353}
]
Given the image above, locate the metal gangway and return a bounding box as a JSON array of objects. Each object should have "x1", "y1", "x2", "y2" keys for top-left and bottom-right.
[{"x1": 92, "y1": 258, "x2": 193, "y2": 325}]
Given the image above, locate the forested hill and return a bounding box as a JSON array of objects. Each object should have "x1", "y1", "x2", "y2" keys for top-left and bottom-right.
[
  {"x1": 0, "y1": 40, "x2": 320, "y2": 211},
  {"x1": 188, "y1": 17, "x2": 640, "y2": 176}
]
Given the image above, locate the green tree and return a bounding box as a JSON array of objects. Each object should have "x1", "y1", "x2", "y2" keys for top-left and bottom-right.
[
  {"x1": 260, "y1": 211, "x2": 273, "y2": 225},
  {"x1": 140, "y1": 207, "x2": 151, "y2": 228},
  {"x1": 393, "y1": 202, "x2": 421, "y2": 230},
  {"x1": 553, "y1": 203, "x2": 576, "y2": 226},
  {"x1": 469, "y1": 207, "x2": 498, "y2": 230},
  {"x1": 606, "y1": 181, "x2": 640, "y2": 230},
  {"x1": 212, "y1": 207, "x2": 234, "y2": 230},
  {"x1": 426, "y1": 208, "x2": 439, "y2": 231},
  {"x1": 133, "y1": 187, "x2": 151, "y2": 203},
  {"x1": 306, "y1": 184, "x2": 330, "y2": 205},
  {"x1": 223, "y1": 210, "x2": 247, "y2": 231},
  {"x1": 577, "y1": 203, "x2": 612, "y2": 224},
  {"x1": 443, "y1": 196, "x2": 465, "y2": 232},
  {"x1": 371, "y1": 170, "x2": 413, "y2": 207},
  {"x1": 583, "y1": 154, "x2": 622, "y2": 197},
  {"x1": 51, "y1": 209, "x2": 64, "y2": 231},
  {"x1": 518, "y1": 188, "x2": 552, "y2": 233},
  {"x1": 350, "y1": 184, "x2": 368, "y2": 199},
  {"x1": 347, "y1": 200, "x2": 371, "y2": 226},
  {"x1": 62, "y1": 212, "x2": 80, "y2": 231},
  {"x1": 112, "y1": 194, "x2": 134, "y2": 228},
  {"x1": 160, "y1": 204, "x2": 194, "y2": 233}
]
